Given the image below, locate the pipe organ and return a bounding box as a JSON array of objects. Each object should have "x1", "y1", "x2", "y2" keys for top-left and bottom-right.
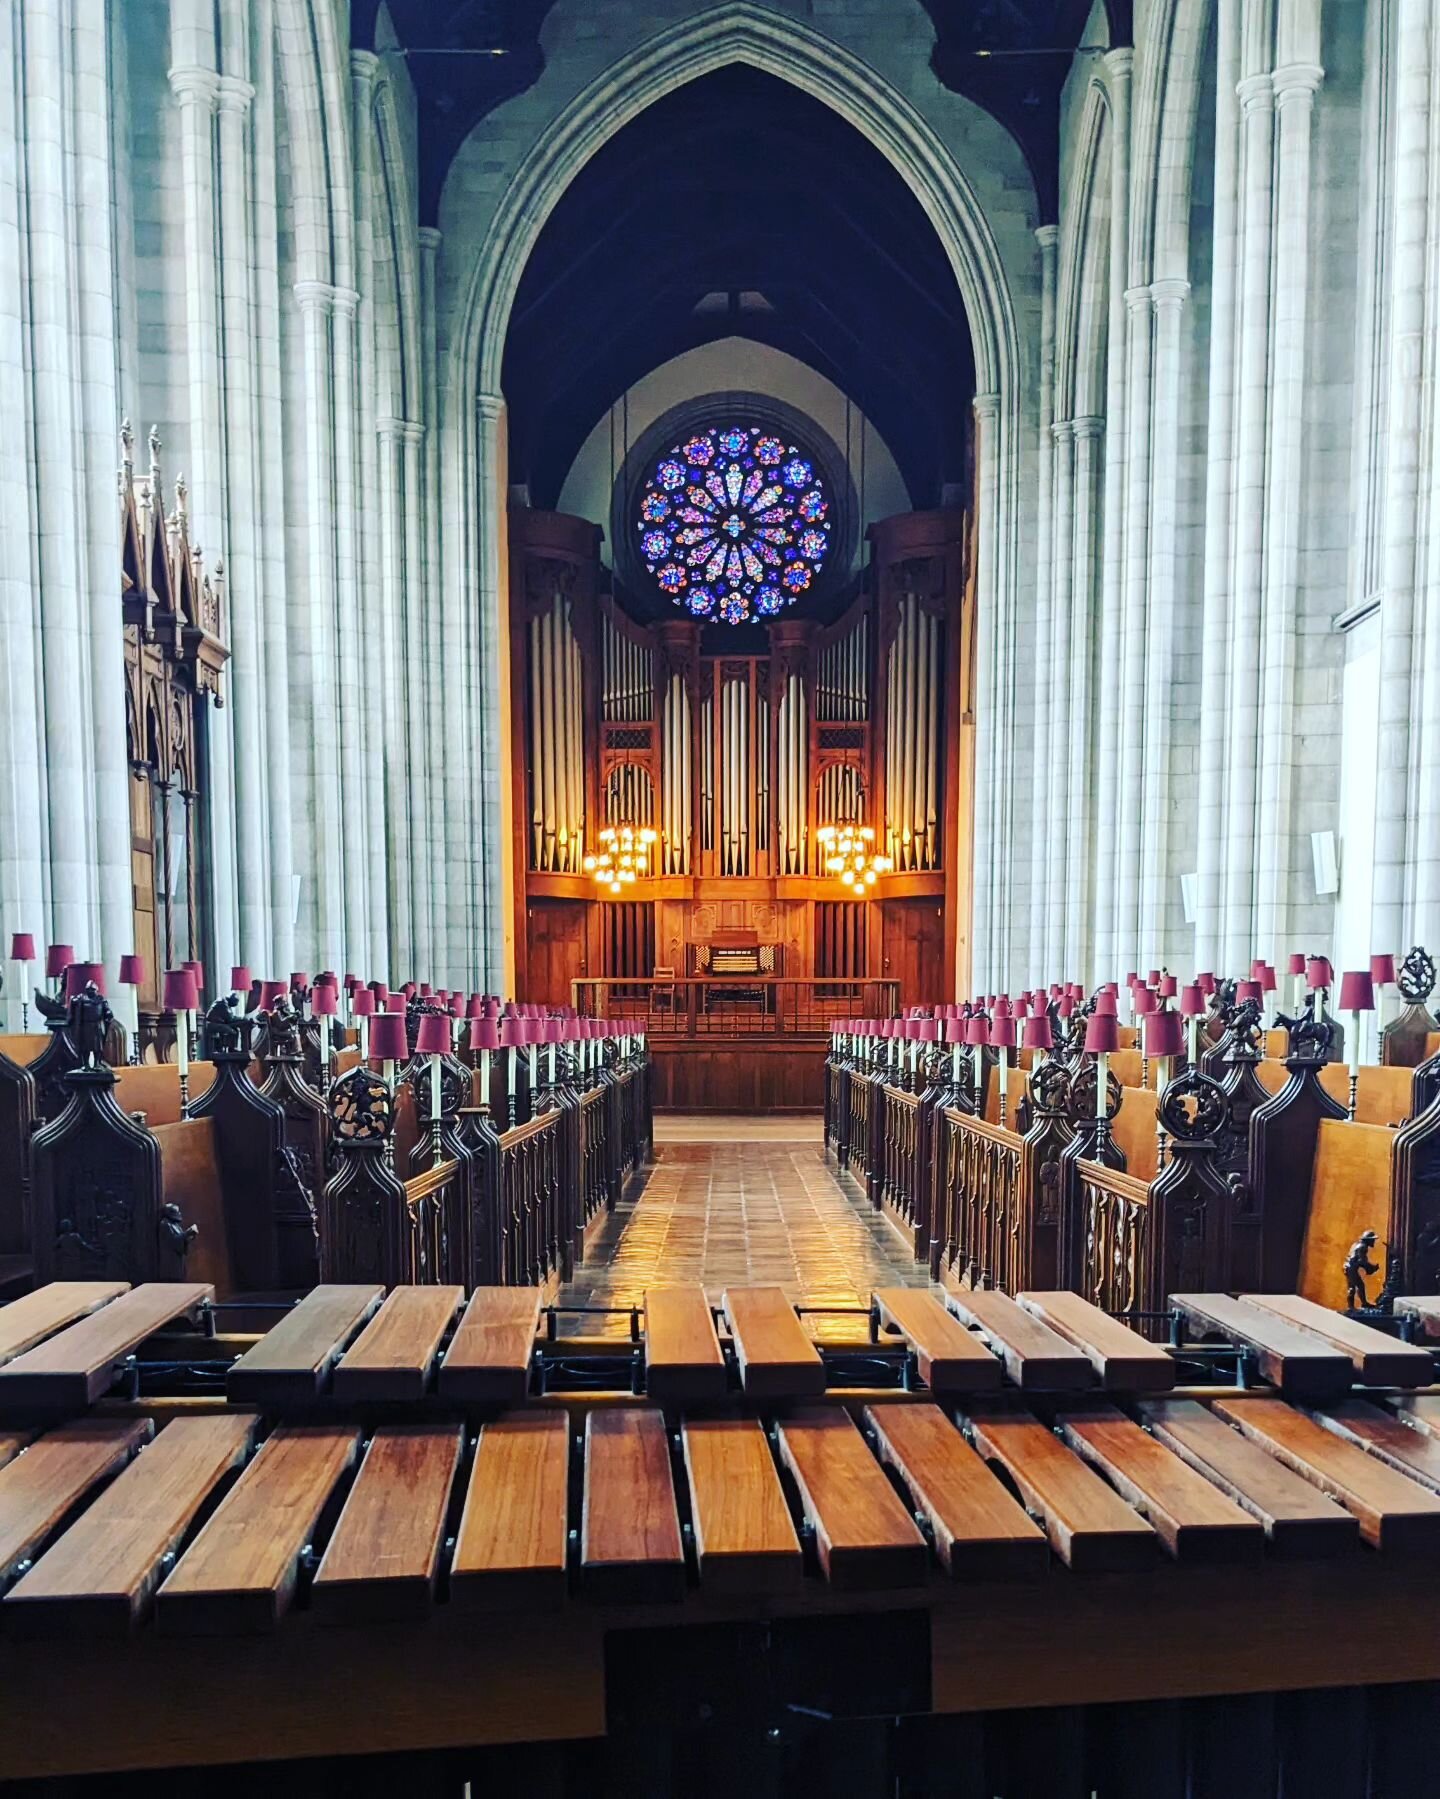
[{"x1": 509, "y1": 507, "x2": 973, "y2": 1025}]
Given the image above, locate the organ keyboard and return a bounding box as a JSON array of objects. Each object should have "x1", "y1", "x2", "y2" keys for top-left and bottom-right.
[{"x1": 3, "y1": 1279, "x2": 1440, "y2": 1786}]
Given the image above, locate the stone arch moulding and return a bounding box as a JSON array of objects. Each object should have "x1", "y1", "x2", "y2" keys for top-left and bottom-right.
[{"x1": 448, "y1": 1, "x2": 1030, "y2": 993}]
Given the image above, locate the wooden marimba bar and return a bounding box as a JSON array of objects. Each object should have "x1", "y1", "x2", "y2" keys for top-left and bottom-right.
[{"x1": 3, "y1": 1281, "x2": 1440, "y2": 1793}]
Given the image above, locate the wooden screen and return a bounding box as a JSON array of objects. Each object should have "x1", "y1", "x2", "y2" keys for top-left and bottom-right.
[{"x1": 602, "y1": 902, "x2": 655, "y2": 978}]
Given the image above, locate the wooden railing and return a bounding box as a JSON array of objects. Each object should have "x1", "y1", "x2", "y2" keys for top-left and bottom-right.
[
  {"x1": 1069, "y1": 1161, "x2": 1150, "y2": 1315},
  {"x1": 497, "y1": 1109, "x2": 561, "y2": 1286},
  {"x1": 939, "y1": 1108, "x2": 1024, "y2": 1291},
  {"x1": 399, "y1": 1158, "x2": 464, "y2": 1286},
  {"x1": 880, "y1": 1085, "x2": 925, "y2": 1254},
  {"x1": 572, "y1": 977, "x2": 901, "y2": 1037}
]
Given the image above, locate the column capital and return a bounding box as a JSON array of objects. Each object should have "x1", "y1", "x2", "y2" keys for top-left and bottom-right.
[
  {"x1": 1123, "y1": 283, "x2": 1154, "y2": 314},
  {"x1": 167, "y1": 65, "x2": 221, "y2": 110},
  {"x1": 417, "y1": 226, "x2": 443, "y2": 252},
  {"x1": 1071, "y1": 415, "x2": 1105, "y2": 441},
  {"x1": 1236, "y1": 72, "x2": 1274, "y2": 113},
  {"x1": 1150, "y1": 276, "x2": 1190, "y2": 310},
  {"x1": 972, "y1": 391, "x2": 1000, "y2": 423},
  {"x1": 1051, "y1": 418, "x2": 1077, "y2": 445},
  {"x1": 477, "y1": 391, "x2": 506, "y2": 426},
  {"x1": 350, "y1": 48, "x2": 382, "y2": 84},
  {"x1": 293, "y1": 280, "x2": 360, "y2": 316},
  {"x1": 378, "y1": 417, "x2": 426, "y2": 444},
  {"x1": 214, "y1": 74, "x2": 256, "y2": 115},
  {"x1": 1034, "y1": 223, "x2": 1060, "y2": 251},
  {"x1": 1273, "y1": 62, "x2": 1324, "y2": 104},
  {"x1": 1104, "y1": 46, "x2": 1134, "y2": 84}
]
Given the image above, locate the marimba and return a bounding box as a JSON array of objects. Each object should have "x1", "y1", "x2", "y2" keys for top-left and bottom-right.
[{"x1": 2, "y1": 1279, "x2": 1440, "y2": 1796}]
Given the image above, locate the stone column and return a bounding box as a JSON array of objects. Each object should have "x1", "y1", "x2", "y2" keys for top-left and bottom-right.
[
  {"x1": 1195, "y1": 0, "x2": 1243, "y2": 970},
  {"x1": 1045, "y1": 420, "x2": 1076, "y2": 980},
  {"x1": 376, "y1": 417, "x2": 414, "y2": 973},
  {"x1": 476, "y1": 392, "x2": 513, "y2": 990},
  {"x1": 970, "y1": 391, "x2": 1001, "y2": 991},
  {"x1": 1375, "y1": 0, "x2": 1432, "y2": 954},
  {"x1": 419, "y1": 227, "x2": 445, "y2": 977},
  {"x1": 1067, "y1": 416, "x2": 1106, "y2": 977},
  {"x1": 1139, "y1": 278, "x2": 1190, "y2": 964},
  {"x1": 1117, "y1": 282, "x2": 1154, "y2": 973},
  {"x1": 1029, "y1": 224, "x2": 1060, "y2": 986},
  {"x1": 1257, "y1": 34, "x2": 1324, "y2": 957}
]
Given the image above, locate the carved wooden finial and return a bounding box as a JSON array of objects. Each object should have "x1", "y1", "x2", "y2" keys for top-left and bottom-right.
[
  {"x1": 174, "y1": 471, "x2": 188, "y2": 523},
  {"x1": 148, "y1": 426, "x2": 162, "y2": 479},
  {"x1": 119, "y1": 418, "x2": 134, "y2": 473}
]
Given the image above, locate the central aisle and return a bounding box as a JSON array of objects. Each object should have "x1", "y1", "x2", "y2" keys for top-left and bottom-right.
[{"x1": 560, "y1": 1116, "x2": 932, "y2": 1338}]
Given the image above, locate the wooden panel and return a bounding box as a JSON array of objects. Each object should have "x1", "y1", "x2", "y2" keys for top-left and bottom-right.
[
  {"x1": 1395, "y1": 1296, "x2": 1440, "y2": 1339},
  {"x1": 451, "y1": 1411, "x2": 570, "y2": 1611},
  {"x1": 156, "y1": 1425, "x2": 360, "y2": 1633},
  {"x1": 0, "y1": 1419, "x2": 152, "y2": 1588},
  {"x1": 1297, "y1": 1119, "x2": 1395, "y2": 1310},
  {"x1": 866, "y1": 1401, "x2": 1046, "y2": 1579},
  {"x1": 1236, "y1": 1292, "x2": 1432, "y2": 1387},
  {"x1": 966, "y1": 1406, "x2": 1157, "y2": 1572},
  {"x1": 1319, "y1": 1061, "x2": 1414, "y2": 1127},
  {"x1": 1170, "y1": 1293, "x2": 1354, "y2": 1397},
  {"x1": 722, "y1": 1286, "x2": 825, "y2": 1399},
  {"x1": 1137, "y1": 1398, "x2": 1358, "y2": 1558},
  {"x1": 330, "y1": 1286, "x2": 463, "y2": 1404},
  {"x1": 1016, "y1": 1291, "x2": 1175, "y2": 1391},
  {"x1": 1111, "y1": 1086, "x2": 1159, "y2": 1183},
  {"x1": 226, "y1": 1285, "x2": 384, "y2": 1405},
  {"x1": 682, "y1": 1416, "x2": 802, "y2": 1594},
  {"x1": 649, "y1": 1042, "x2": 829, "y2": 1113},
  {"x1": 873, "y1": 1288, "x2": 1002, "y2": 1393},
  {"x1": 0, "y1": 1033, "x2": 46, "y2": 1068},
  {"x1": 438, "y1": 1288, "x2": 541, "y2": 1405},
  {"x1": 581, "y1": 1407, "x2": 684, "y2": 1602},
  {"x1": 1304, "y1": 1398, "x2": 1440, "y2": 1493},
  {"x1": 1056, "y1": 1404, "x2": 1263, "y2": 1563},
  {"x1": 775, "y1": 1407, "x2": 927, "y2": 1590},
  {"x1": 644, "y1": 1284, "x2": 727, "y2": 1403},
  {"x1": 311, "y1": 1425, "x2": 463, "y2": 1624},
  {"x1": 945, "y1": 1289, "x2": 1094, "y2": 1390},
  {"x1": 0, "y1": 1282, "x2": 130, "y2": 1367},
  {"x1": 524, "y1": 898, "x2": 589, "y2": 1010},
  {"x1": 113, "y1": 1063, "x2": 214, "y2": 1128},
  {"x1": 151, "y1": 1119, "x2": 231, "y2": 1298},
  {"x1": 1212, "y1": 1396, "x2": 1440, "y2": 1552},
  {"x1": 0, "y1": 1283, "x2": 212, "y2": 1408},
  {"x1": 4, "y1": 1413, "x2": 258, "y2": 1635},
  {"x1": 879, "y1": 898, "x2": 943, "y2": 1011}
]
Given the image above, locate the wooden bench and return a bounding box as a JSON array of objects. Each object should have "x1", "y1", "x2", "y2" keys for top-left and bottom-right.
[
  {"x1": 872, "y1": 1287, "x2": 1002, "y2": 1393},
  {"x1": 226, "y1": 1285, "x2": 384, "y2": 1405},
  {"x1": 0, "y1": 1283, "x2": 212, "y2": 1408},
  {"x1": 437, "y1": 1288, "x2": 542, "y2": 1405},
  {"x1": 1016, "y1": 1291, "x2": 1175, "y2": 1391},
  {"x1": 722, "y1": 1287, "x2": 825, "y2": 1399},
  {"x1": 451, "y1": 1410, "x2": 570, "y2": 1611},
  {"x1": 644, "y1": 1284, "x2": 727, "y2": 1403},
  {"x1": 945, "y1": 1288, "x2": 1094, "y2": 1390}
]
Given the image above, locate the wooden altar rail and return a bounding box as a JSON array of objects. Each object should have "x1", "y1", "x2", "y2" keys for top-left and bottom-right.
[
  {"x1": 495, "y1": 1110, "x2": 563, "y2": 1288},
  {"x1": 572, "y1": 977, "x2": 901, "y2": 1037}
]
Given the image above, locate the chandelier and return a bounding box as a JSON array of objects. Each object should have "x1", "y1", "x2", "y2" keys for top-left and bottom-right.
[
  {"x1": 585, "y1": 824, "x2": 656, "y2": 895},
  {"x1": 816, "y1": 820, "x2": 892, "y2": 893}
]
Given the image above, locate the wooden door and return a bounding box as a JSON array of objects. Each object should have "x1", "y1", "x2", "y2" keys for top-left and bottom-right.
[
  {"x1": 880, "y1": 898, "x2": 944, "y2": 1009},
  {"x1": 524, "y1": 900, "x2": 590, "y2": 1008}
]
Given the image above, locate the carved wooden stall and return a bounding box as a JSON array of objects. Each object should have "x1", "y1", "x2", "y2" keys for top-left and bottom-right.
[
  {"x1": 119, "y1": 425, "x2": 229, "y2": 1058},
  {"x1": 509, "y1": 502, "x2": 973, "y2": 1107}
]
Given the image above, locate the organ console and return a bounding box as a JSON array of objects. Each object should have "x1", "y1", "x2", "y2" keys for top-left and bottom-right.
[{"x1": 2, "y1": 1277, "x2": 1440, "y2": 1791}]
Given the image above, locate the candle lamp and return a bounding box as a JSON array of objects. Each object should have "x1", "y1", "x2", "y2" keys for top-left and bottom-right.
[
  {"x1": 45, "y1": 943, "x2": 74, "y2": 996},
  {"x1": 471, "y1": 1014, "x2": 500, "y2": 1116},
  {"x1": 1339, "y1": 971, "x2": 1374, "y2": 1121},
  {"x1": 162, "y1": 967, "x2": 198, "y2": 1107},
  {"x1": 351, "y1": 985, "x2": 375, "y2": 1061},
  {"x1": 1179, "y1": 983, "x2": 1205, "y2": 1068},
  {"x1": 1143, "y1": 1009, "x2": 1183, "y2": 1164},
  {"x1": 9, "y1": 933, "x2": 35, "y2": 1032},
  {"x1": 367, "y1": 1011, "x2": 410, "y2": 1167},
  {"x1": 499, "y1": 1015, "x2": 526, "y2": 1125},
  {"x1": 1286, "y1": 952, "x2": 1306, "y2": 1016},
  {"x1": 1022, "y1": 1012, "x2": 1054, "y2": 1064},
  {"x1": 119, "y1": 954, "x2": 146, "y2": 1063},
  {"x1": 1306, "y1": 957, "x2": 1333, "y2": 1028},
  {"x1": 990, "y1": 1014, "x2": 1016, "y2": 1126},
  {"x1": 415, "y1": 1010, "x2": 452, "y2": 1167},
  {"x1": 964, "y1": 1014, "x2": 989, "y2": 1106},
  {"x1": 312, "y1": 978, "x2": 338, "y2": 1090},
  {"x1": 1370, "y1": 953, "x2": 1396, "y2": 1055},
  {"x1": 1084, "y1": 1012, "x2": 1119, "y2": 1124}
]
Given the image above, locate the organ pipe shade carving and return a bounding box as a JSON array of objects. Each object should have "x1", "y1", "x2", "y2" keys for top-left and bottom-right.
[
  {"x1": 884, "y1": 593, "x2": 942, "y2": 871},
  {"x1": 816, "y1": 613, "x2": 868, "y2": 721},
  {"x1": 528, "y1": 590, "x2": 586, "y2": 872}
]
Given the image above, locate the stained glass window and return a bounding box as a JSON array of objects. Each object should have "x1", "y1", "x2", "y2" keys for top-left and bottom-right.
[{"x1": 634, "y1": 423, "x2": 831, "y2": 623}]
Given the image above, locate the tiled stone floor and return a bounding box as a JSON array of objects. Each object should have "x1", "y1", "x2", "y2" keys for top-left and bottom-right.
[{"x1": 559, "y1": 1118, "x2": 932, "y2": 1341}]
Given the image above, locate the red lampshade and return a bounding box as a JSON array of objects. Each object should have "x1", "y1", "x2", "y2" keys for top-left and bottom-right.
[
  {"x1": 258, "y1": 979, "x2": 287, "y2": 1009},
  {"x1": 316, "y1": 971, "x2": 338, "y2": 988},
  {"x1": 386, "y1": 994, "x2": 406, "y2": 1013},
  {"x1": 1144, "y1": 1010, "x2": 1183, "y2": 1059},
  {"x1": 418, "y1": 982, "x2": 432, "y2": 998},
  {"x1": 1287, "y1": 953, "x2": 1307, "y2": 976},
  {"x1": 344, "y1": 973, "x2": 359, "y2": 993},
  {"x1": 403, "y1": 982, "x2": 417, "y2": 1000},
  {"x1": 1197, "y1": 971, "x2": 1217, "y2": 996},
  {"x1": 499, "y1": 1016, "x2": 528, "y2": 1049},
  {"x1": 351, "y1": 988, "x2": 376, "y2": 1017},
  {"x1": 1249, "y1": 959, "x2": 1266, "y2": 981},
  {"x1": 1370, "y1": 953, "x2": 1397, "y2": 986},
  {"x1": 311, "y1": 983, "x2": 338, "y2": 1018},
  {"x1": 229, "y1": 965, "x2": 252, "y2": 993},
  {"x1": 964, "y1": 1016, "x2": 989, "y2": 1047},
  {"x1": 1306, "y1": 957, "x2": 1333, "y2": 990},
  {"x1": 1339, "y1": 971, "x2": 1375, "y2": 1013},
  {"x1": 1260, "y1": 964, "x2": 1277, "y2": 992},
  {"x1": 1058, "y1": 994, "x2": 1075, "y2": 1018},
  {"x1": 1236, "y1": 980, "x2": 1262, "y2": 1003},
  {"x1": 45, "y1": 943, "x2": 74, "y2": 978},
  {"x1": 993, "y1": 996, "x2": 1012, "y2": 1019},
  {"x1": 1048, "y1": 983, "x2": 1061, "y2": 999},
  {"x1": 9, "y1": 933, "x2": 35, "y2": 962},
  {"x1": 916, "y1": 1018, "x2": 940, "y2": 1042},
  {"x1": 1147, "y1": 969, "x2": 1161, "y2": 987},
  {"x1": 1180, "y1": 984, "x2": 1205, "y2": 1017},
  {"x1": 1022, "y1": 1014, "x2": 1054, "y2": 1051},
  {"x1": 162, "y1": 968, "x2": 198, "y2": 1013},
  {"x1": 1125, "y1": 972, "x2": 1138, "y2": 988},
  {"x1": 990, "y1": 1016, "x2": 1016, "y2": 1050},
  {"x1": 449, "y1": 993, "x2": 465, "y2": 1018},
  {"x1": 1158, "y1": 974, "x2": 1178, "y2": 999},
  {"x1": 1133, "y1": 988, "x2": 1157, "y2": 1016},
  {"x1": 466, "y1": 994, "x2": 485, "y2": 1019},
  {"x1": 1084, "y1": 1014, "x2": 1119, "y2": 1055},
  {"x1": 471, "y1": 1017, "x2": 501, "y2": 1051},
  {"x1": 289, "y1": 972, "x2": 309, "y2": 991},
  {"x1": 368, "y1": 1012, "x2": 410, "y2": 1062},
  {"x1": 119, "y1": 954, "x2": 146, "y2": 986},
  {"x1": 65, "y1": 961, "x2": 106, "y2": 999},
  {"x1": 183, "y1": 960, "x2": 204, "y2": 990},
  {"x1": 1094, "y1": 989, "x2": 1119, "y2": 1017},
  {"x1": 415, "y1": 1012, "x2": 451, "y2": 1055}
]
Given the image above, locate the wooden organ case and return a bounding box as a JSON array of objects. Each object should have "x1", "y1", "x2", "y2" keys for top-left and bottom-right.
[{"x1": 509, "y1": 507, "x2": 974, "y2": 1108}]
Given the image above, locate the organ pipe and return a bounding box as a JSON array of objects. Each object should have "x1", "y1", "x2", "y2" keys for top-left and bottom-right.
[
  {"x1": 528, "y1": 593, "x2": 586, "y2": 873},
  {"x1": 883, "y1": 594, "x2": 941, "y2": 873}
]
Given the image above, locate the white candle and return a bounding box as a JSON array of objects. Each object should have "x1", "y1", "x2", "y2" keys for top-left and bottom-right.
[
  {"x1": 1187, "y1": 1015, "x2": 1200, "y2": 1067},
  {"x1": 1095, "y1": 1052, "x2": 1108, "y2": 1122},
  {"x1": 430, "y1": 1052, "x2": 442, "y2": 1124},
  {"x1": 319, "y1": 1014, "x2": 331, "y2": 1085},
  {"x1": 177, "y1": 1011, "x2": 190, "y2": 1083},
  {"x1": 971, "y1": 1043, "x2": 983, "y2": 1091}
]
